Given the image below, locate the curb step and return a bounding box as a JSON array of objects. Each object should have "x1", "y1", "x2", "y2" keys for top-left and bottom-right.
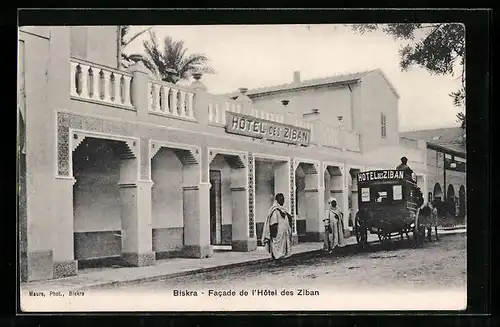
[
  {"x1": 22, "y1": 230, "x2": 466, "y2": 292},
  {"x1": 82, "y1": 249, "x2": 325, "y2": 290}
]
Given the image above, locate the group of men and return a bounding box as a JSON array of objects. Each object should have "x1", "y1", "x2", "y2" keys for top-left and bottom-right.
[{"x1": 261, "y1": 156, "x2": 416, "y2": 259}]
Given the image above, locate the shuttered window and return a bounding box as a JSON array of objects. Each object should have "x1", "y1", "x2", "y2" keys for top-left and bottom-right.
[{"x1": 380, "y1": 113, "x2": 387, "y2": 138}]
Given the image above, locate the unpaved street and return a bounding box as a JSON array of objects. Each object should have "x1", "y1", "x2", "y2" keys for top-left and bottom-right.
[{"x1": 106, "y1": 233, "x2": 466, "y2": 293}]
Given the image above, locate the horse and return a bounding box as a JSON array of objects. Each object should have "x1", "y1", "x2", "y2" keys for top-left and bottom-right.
[{"x1": 418, "y1": 202, "x2": 439, "y2": 242}]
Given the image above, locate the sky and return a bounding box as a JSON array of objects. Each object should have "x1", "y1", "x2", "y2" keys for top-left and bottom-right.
[{"x1": 126, "y1": 24, "x2": 463, "y2": 132}]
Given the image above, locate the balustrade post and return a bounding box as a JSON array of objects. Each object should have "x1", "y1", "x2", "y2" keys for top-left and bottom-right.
[
  {"x1": 190, "y1": 74, "x2": 209, "y2": 125},
  {"x1": 79, "y1": 64, "x2": 89, "y2": 98},
  {"x1": 90, "y1": 68, "x2": 100, "y2": 100},
  {"x1": 102, "y1": 71, "x2": 111, "y2": 103},
  {"x1": 162, "y1": 86, "x2": 170, "y2": 113},
  {"x1": 153, "y1": 84, "x2": 161, "y2": 112},
  {"x1": 70, "y1": 62, "x2": 78, "y2": 97},
  {"x1": 215, "y1": 104, "x2": 220, "y2": 124},
  {"x1": 179, "y1": 91, "x2": 187, "y2": 117},
  {"x1": 170, "y1": 89, "x2": 179, "y2": 116},
  {"x1": 187, "y1": 92, "x2": 194, "y2": 119},
  {"x1": 222, "y1": 102, "x2": 228, "y2": 125},
  {"x1": 122, "y1": 75, "x2": 132, "y2": 107},
  {"x1": 128, "y1": 61, "x2": 150, "y2": 117}
]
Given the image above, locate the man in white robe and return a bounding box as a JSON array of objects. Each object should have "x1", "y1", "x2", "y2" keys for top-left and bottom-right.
[
  {"x1": 261, "y1": 193, "x2": 293, "y2": 260},
  {"x1": 323, "y1": 197, "x2": 346, "y2": 253}
]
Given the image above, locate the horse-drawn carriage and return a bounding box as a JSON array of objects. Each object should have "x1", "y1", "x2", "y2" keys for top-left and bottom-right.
[{"x1": 353, "y1": 169, "x2": 431, "y2": 248}]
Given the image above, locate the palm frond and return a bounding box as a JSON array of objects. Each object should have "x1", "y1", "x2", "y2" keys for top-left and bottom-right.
[
  {"x1": 122, "y1": 26, "x2": 153, "y2": 49},
  {"x1": 138, "y1": 33, "x2": 216, "y2": 84}
]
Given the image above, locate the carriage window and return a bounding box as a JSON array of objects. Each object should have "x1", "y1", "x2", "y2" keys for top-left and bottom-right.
[
  {"x1": 393, "y1": 185, "x2": 403, "y2": 200},
  {"x1": 361, "y1": 188, "x2": 370, "y2": 202},
  {"x1": 361, "y1": 183, "x2": 405, "y2": 204}
]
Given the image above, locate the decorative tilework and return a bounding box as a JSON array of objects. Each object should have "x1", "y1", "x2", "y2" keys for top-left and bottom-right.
[
  {"x1": 57, "y1": 112, "x2": 71, "y2": 176},
  {"x1": 248, "y1": 153, "x2": 255, "y2": 238},
  {"x1": 289, "y1": 158, "x2": 296, "y2": 234}
]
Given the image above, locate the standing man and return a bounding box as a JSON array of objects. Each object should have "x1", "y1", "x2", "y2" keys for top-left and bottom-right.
[
  {"x1": 324, "y1": 197, "x2": 346, "y2": 253},
  {"x1": 396, "y1": 156, "x2": 411, "y2": 171},
  {"x1": 396, "y1": 156, "x2": 414, "y2": 179},
  {"x1": 261, "y1": 193, "x2": 293, "y2": 260}
]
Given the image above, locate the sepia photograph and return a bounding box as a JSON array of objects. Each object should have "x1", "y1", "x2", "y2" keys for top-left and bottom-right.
[{"x1": 18, "y1": 19, "x2": 468, "y2": 312}]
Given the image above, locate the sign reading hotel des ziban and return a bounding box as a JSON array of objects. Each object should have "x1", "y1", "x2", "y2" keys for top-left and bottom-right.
[{"x1": 225, "y1": 112, "x2": 311, "y2": 146}]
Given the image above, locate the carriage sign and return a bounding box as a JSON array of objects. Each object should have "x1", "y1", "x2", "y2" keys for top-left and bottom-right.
[
  {"x1": 225, "y1": 112, "x2": 311, "y2": 146},
  {"x1": 357, "y1": 169, "x2": 416, "y2": 183}
]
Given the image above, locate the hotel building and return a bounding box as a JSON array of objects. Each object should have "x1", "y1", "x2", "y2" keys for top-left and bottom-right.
[{"x1": 18, "y1": 26, "x2": 429, "y2": 282}]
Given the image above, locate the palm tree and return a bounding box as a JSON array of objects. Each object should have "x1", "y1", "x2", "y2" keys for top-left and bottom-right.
[
  {"x1": 140, "y1": 30, "x2": 215, "y2": 84},
  {"x1": 119, "y1": 25, "x2": 153, "y2": 68}
]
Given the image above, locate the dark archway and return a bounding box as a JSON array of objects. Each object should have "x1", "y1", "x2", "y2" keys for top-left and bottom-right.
[
  {"x1": 447, "y1": 184, "x2": 456, "y2": 216},
  {"x1": 433, "y1": 183, "x2": 443, "y2": 200},
  {"x1": 432, "y1": 183, "x2": 444, "y2": 216},
  {"x1": 73, "y1": 137, "x2": 133, "y2": 268},
  {"x1": 458, "y1": 185, "x2": 466, "y2": 218}
]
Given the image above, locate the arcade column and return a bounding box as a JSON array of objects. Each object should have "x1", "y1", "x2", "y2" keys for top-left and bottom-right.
[
  {"x1": 181, "y1": 150, "x2": 213, "y2": 258},
  {"x1": 304, "y1": 172, "x2": 324, "y2": 242},
  {"x1": 230, "y1": 160, "x2": 257, "y2": 252}
]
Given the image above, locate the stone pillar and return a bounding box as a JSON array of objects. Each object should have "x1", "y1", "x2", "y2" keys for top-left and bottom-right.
[
  {"x1": 190, "y1": 73, "x2": 209, "y2": 125},
  {"x1": 235, "y1": 87, "x2": 254, "y2": 116},
  {"x1": 342, "y1": 186, "x2": 350, "y2": 231},
  {"x1": 350, "y1": 172, "x2": 359, "y2": 217},
  {"x1": 304, "y1": 172, "x2": 324, "y2": 242},
  {"x1": 20, "y1": 27, "x2": 55, "y2": 282},
  {"x1": 274, "y1": 160, "x2": 297, "y2": 244},
  {"x1": 49, "y1": 27, "x2": 78, "y2": 279},
  {"x1": 231, "y1": 165, "x2": 257, "y2": 251},
  {"x1": 51, "y1": 177, "x2": 78, "y2": 278},
  {"x1": 119, "y1": 157, "x2": 155, "y2": 267},
  {"x1": 128, "y1": 61, "x2": 150, "y2": 119},
  {"x1": 181, "y1": 160, "x2": 213, "y2": 258}
]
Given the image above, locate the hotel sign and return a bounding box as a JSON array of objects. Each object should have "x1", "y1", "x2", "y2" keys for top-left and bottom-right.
[
  {"x1": 357, "y1": 170, "x2": 417, "y2": 183},
  {"x1": 225, "y1": 112, "x2": 311, "y2": 146}
]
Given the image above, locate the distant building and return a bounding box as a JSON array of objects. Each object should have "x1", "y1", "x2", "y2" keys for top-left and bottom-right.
[{"x1": 401, "y1": 127, "x2": 466, "y2": 219}]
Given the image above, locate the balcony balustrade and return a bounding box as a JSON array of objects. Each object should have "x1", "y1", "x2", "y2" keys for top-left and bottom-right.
[
  {"x1": 148, "y1": 80, "x2": 195, "y2": 120},
  {"x1": 69, "y1": 58, "x2": 361, "y2": 152},
  {"x1": 70, "y1": 58, "x2": 133, "y2": 109}
]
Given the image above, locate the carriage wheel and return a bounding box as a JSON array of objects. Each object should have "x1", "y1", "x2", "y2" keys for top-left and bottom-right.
[
  {"x1": 354, "y1": 214, "x2": 368, "y2": 247},
  {"x1": 378, "y1": 229, "x2": 391, "y2": 246}
]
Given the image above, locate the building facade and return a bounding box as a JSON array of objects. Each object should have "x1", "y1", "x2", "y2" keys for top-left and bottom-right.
[
  {"x1": 18, "y1": 26, "x2": 427, "y2": 282},
  {"x1": 401, "y1": 128, "x2": 467, "y2": 220}
]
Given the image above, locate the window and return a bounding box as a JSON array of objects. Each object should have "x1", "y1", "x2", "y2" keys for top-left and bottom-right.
[
  {"x1": 393, "y1": 185, "x2": 403, "y2": 200},
  {"x1": 361, "y1": 183, "x2": 405, "y2": 204},
  {"x1": 380, "y1": 113, "x2": 387, "y2": 138}
]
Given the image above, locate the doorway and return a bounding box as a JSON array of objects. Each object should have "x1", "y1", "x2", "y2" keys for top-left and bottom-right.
[{"x1": 210, "y1": 170, "x2": 222, "y2": 245}]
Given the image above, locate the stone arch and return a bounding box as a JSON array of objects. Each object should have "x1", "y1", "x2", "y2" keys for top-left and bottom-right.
[
  {"x1": 71, "y1": 132, "x2": 151, "y2": 269},
  {"x1": 447, "y1": 184, "x2": 455, "y2": 199},
  {"x1": 207, "y1": 149, "x2": 250, "y2": 251},
  {"x1": 433, "y1": 183, "x2": 443, "y2": 200},
  {"x1": 253, "y1": 153, "x2": 291, "y2": 245},
  {"x1": 447, "y1": 184, "x2": 456, "y2": 216},
  {"x1": 149, "y1": 141, "x2": 209, "y2": 258},
  {"x1": 294, "y1": 160, "x2": 320, "y2": 242}
]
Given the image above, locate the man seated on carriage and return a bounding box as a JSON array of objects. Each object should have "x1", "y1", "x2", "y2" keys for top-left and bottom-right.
[{"x1": 396, "y1": 156, "x2": 415, "y2": 180}]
